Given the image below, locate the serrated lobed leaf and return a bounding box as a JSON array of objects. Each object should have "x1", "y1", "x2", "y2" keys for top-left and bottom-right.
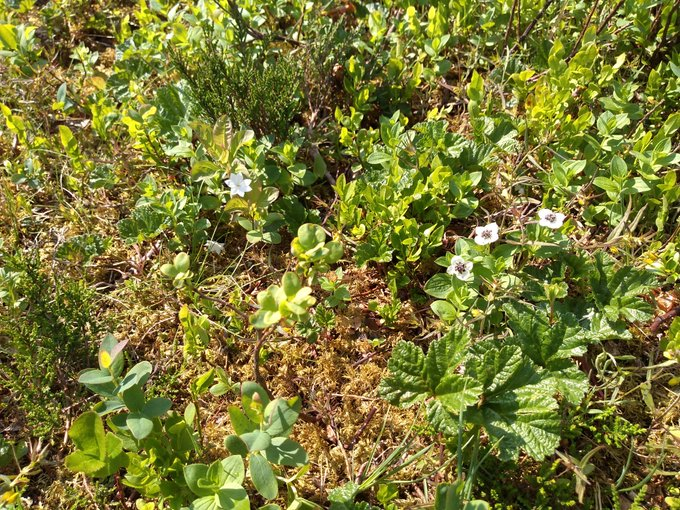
[
  {"x1": 378, "y1": 341, "x2": 428, "y2": 406},
  {"x1": 467, "y1": 343, "x2": 538, "y2": 397},
  {"x1": 474, "y1": 386, "x2": 561, "y2": 461},
  {"x1": 425, "y1": 327, "x2": 470, "y2": 388},
  {"x1": 434, "y1": 374, "x2": 483, "y2": 414},
  {"x1": 504, "y1": 302, "x2": 590, "y2": 366}
]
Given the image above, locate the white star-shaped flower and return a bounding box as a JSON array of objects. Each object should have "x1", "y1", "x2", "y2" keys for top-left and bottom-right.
[
  {"x1": 205, "y1": 240, "x2": 225, "y2": 255},
  {"x1": 446, "y1": 256, "x2": 473, "y2": 281},
  {"x1": 225, "y1": 172, "x2": 252, "y2": 197},
  {"x1": 473, "y1": 222, "x2": 499, "y2": 245},
  {"x1": 538, "y1": 209, "x2": 566, "y2": 229}
]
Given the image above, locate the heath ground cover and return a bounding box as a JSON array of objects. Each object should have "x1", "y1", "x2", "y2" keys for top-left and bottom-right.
[{"x1": 0, "y1": 0, "x2": 679, "y2": 508}]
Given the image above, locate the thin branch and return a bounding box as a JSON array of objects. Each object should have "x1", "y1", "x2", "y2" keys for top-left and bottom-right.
[
  {"x1": 503, "y1": 0, "x2": 519, "y2": 51},
  {"x1": 596, "y1": 0, "x2": 624, "y2": 35},
  {"x1": 509, "y1": 0, "x2": 556, "y2": 54},
  {"x1": 194, "y1": 287, "x2": 250, "y2": 320},
  {"x1": 216, "y1": 0, "x2": 303, "y2": 47},
  {"x1": 566, "y1": 0, "x2": 601, "y2": 63},
  {"x1": 252, "y1": 330, "x2": 272, "y2": 398},
  {"x1": 344, "y1": 406, "x2": 378, "y2": 451}
]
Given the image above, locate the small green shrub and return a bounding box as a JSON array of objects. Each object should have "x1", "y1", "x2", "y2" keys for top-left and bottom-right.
[
  {"x1": 170, "y1": 24, "x2": 303, "y2": 140},
  {"x1": 0, "y1": 252, "x2": 101, "y2": 437}
]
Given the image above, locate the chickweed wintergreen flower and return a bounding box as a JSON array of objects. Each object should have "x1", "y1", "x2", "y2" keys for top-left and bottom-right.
[
  {"x1": 538, "y1": 209, "x2": 566, "y2": 229},
  {"x1": 447, "y1": 256, "x2": 473, "y2": 281},
  {"x1": 225, "y1": 172, "x2": 252, "y2": 197},
  {"x1": 474, "y1": 222, "x2": 499, "y2": 245}
]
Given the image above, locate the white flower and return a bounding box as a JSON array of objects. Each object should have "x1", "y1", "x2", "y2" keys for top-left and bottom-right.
[
  {"x1": 205, "y1": 240, "x2": 225, "y2": 255},
  {"x1": 225, "y1": 172, "x2": 252, "y2": 197},
  {"x1": 538, "y1": 209, "x2": 566, "y2": 229},
  {"x1": 447, "y1": 256, "x2": 473, "y2": 281},
  {"x1": 473, "y1": 222, "x2": 499, "y2": 245}
]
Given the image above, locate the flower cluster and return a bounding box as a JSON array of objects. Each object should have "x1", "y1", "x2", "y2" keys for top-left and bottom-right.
[
  {"x1": 471, "y1": 209, "x2": 566, "y2": 247},
  {"x1": 451, "y1": 210, "x2": 567, "y2": 282}
]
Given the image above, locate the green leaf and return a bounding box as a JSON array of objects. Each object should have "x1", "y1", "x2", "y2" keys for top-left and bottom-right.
[
  {"x1": 68, "y1": 411, "x2": 105, "y2": 460},
  {"x1": 78, "y1": 369, "x2": 113, "y2": 385},
  {"x1": 241, "y1": 382, "x2": 271, "y2": 423},
  {"x1": 378, "y1": 341, "x2": 428, "y2": 406},
  {"x1": 174, "y1": 252, "x2": 191, "y2": 273},
  {"x1": 325, "y1": 241, "x2": 344, "y2": 264},
  {"x1": 240, "y1": 430, "x2": 272, "y2": 452},
  {"x1": 64, "y1": 451, "x2": 107, "y2": 476},
  {"x1": 467, "y1": 343, "x2": 538, "y2": 397},
  {"x1": 434, "y1": 374, "x2": 483, "y2": 414},
  {"x1": 282, "y1": 272, "x2": 302, "y2": 297},
  {"x1": 425, "y1": 400, "x2": 460, "y2": 435},
  {"x1": 65, "y1": 411, "x2": 127, "y2": 477},
  {"x1": 184, "y1": 464, "x2": 213, "y2": 497},
  {"x1": 504, "y1": 303, "x2": 589, "y2": 366},
  {"x1": 425, "y1": 327, "x2": 470, "y2": 388},
  {"x1": 228, "y1": 405, "x2": 256, "y2": 435},
  {"x1": 593, "y1": 176, "x2": 619, "y2": 194},
  {"x1": 328, "y1": 482, "x2": 360, "y2": 503},
  {"x1": 366, "y1": 151, "x2": 392, "y2": 165},
  {"x1": 538, "y1": 362, "x2": 589, "y2": 405},
  {"x1": 99, "y1": 334, "x2": 126, "y2": 375},
  {"x1": 467, "y1": 70, "x2": 484, "y2": 103},
  {"x1": 143, "y1": 397, "x2": 172, "y2": 417},
  {"x1": 263, "y1": 437, "x2": 308, "y2": 467},
  {"x1": 224, "y1": 435, "x2": 249, "y2": 457},
  {"x1": 296, "y1": 224, "x2": 326, "y2": 251},
  {"x1": 589, "y1": 254, "x2": 656, "y2": 322},
  {"x1": 424, "y1": 274, "x2": 455, "y2": 299},
  {"x1": 250, "y1": 453, "x2": 278, "y2": 500},
  {"x1": 117, "y1": 361, "x2": 152, "y2": 393},
  {"x1": 190, "y1": 495, "x2": 219, "y2": 510},
  {"x1": 221, "y1": 455, "x2": 245, "y2": 485},
  {"x1": 126, "y1": 413, "x2": 154, "y2": 440},
  {"x1": 264, "y1": 397, "x2": 300, "y2": 437},
  {"x1": 434, "y1": 481, "x2": 489, "y2": 510},
  {"x1": 605, "y1": 295, "x2": 653, "y2": 322},
  {"x1": 121, "y1": 386, "x2": 146, "y2": 412},
  {"x1": 430, "y1": 299, "x2": 458, "y2": 322},
  {"x1": 472, "y1": 386, "x2": 561, "y2": 461},
  {"x1": 117, "y1": 205, "x2": 168, "y2": 244},
  {"x1": 215, "y1": 486, "x2": 250, "y2": 510},
  {"x1": 0, "y1": 25, "x2": 18, "y2": 50}
]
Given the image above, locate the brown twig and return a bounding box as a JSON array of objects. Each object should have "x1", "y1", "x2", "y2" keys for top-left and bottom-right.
[
  {"x1": 649, "y1": 0, "x2": 680, "y2": 66},
  {"x1": 351, "y1": 351, "x2": 379, "y2": 368},
  {"x1": 217, "y1": 0, "x2": 303, "y2": 47},
  {"x1": 114, "y1": 473, "x2": 130, "y2": 510},
  {"x1": 509, "y1": 0, "x2": 556, "y2": 54},
  {"x1": 252, "y1": 330, "x2": 273, "y2": 398},
  {"x1": 194, "y1": 288, "x2": 250, "y2": 319},
  {"x1": 566, "y1": 0, "x2": 600, "y2": 63},
  {"x1": 503, "y1": 0, "x2": 519, "y2": 52},
  {"x1": 596, "y1": 0, "x2": 625, "y2": 35},
  {"x1": 650, "y1": 306, "x2": 680, "y2": 334},
  {"x1": 344, "y1": 406, "x2": 378, "y2": 451}
]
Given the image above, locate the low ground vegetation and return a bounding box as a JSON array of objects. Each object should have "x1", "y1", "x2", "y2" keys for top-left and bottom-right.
[{"x1": 0, "y1": 0, "x2": 679, "y2": 508}]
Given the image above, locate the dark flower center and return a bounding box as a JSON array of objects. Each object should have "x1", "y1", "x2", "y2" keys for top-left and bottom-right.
[
  {"x1": 546, "y1": 213, "x2": 557, "y2": 223},
  {"x1": 455, "y1": 262, "x2": 467, "y2": 273},
  {"x1": 481, "y1": 230, "x2": 492, "y2": 239}
]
